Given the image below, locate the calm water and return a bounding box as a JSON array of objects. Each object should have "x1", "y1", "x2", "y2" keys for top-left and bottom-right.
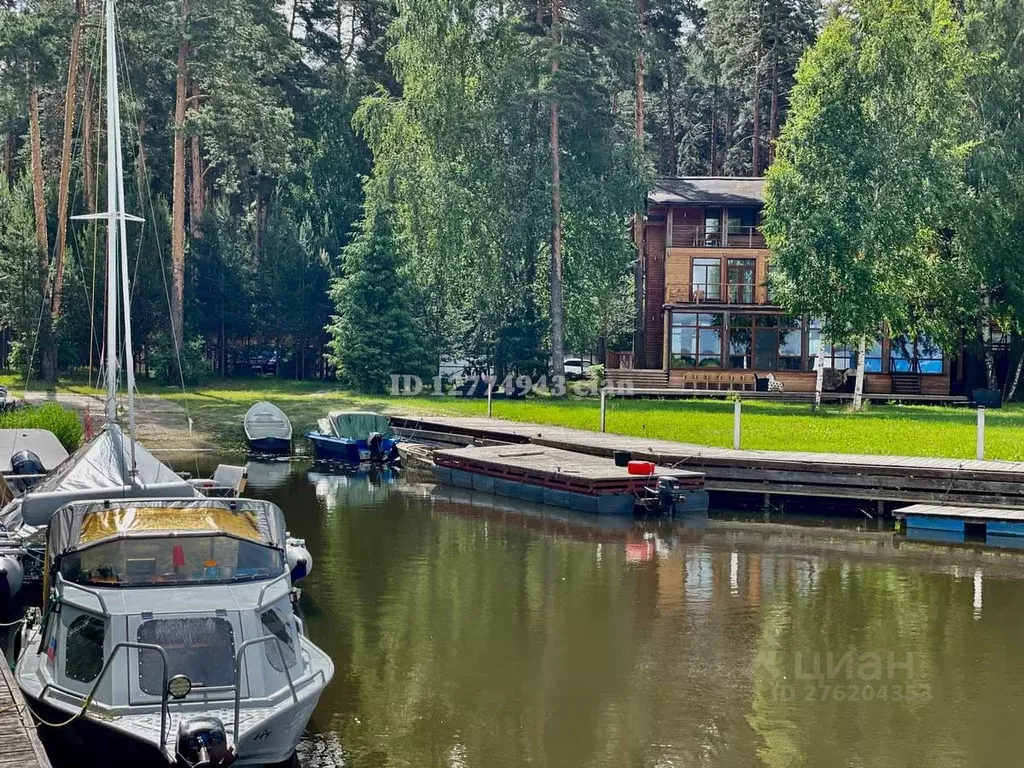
[{"x1": 159, "y1": 459, "x2": 1024, "y2": 765}]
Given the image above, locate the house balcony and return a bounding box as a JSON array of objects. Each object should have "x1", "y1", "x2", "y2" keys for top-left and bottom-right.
[
  {"x1": 666, "y1": 282, "x2": 778, "y2": 307},
  {"x1": 672, "y1": 224, "x2": 766, "y2": 249}
]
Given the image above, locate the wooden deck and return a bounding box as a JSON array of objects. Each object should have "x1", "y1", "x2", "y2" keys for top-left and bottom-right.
[
  {"x1": 393, "y1": 415, "x2": 1024, "y2": 508},
  {"x1": 0, "y1": 658, "x2": 51, "y2": 768},
  {"x1": 894, "y1": 504, "x2": 1024, "y2": 522}
]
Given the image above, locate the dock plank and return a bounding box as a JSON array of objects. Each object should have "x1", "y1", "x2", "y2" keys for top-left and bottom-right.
[
  {"x1": 0, "y1": 657, "x2": 51, "y2": 768},
  {"x1": 894, "y1": 504, "x2": 1024, "y2": 522}
]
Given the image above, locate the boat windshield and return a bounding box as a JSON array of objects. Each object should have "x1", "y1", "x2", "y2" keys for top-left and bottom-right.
[{"x1": 58, "y1": 534, "x2": 284, "y2": 587}]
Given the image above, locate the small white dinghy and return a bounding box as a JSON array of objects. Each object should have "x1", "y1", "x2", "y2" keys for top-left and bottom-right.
[
  {"x1": 16, "y1": 497, "x2": 333, "y2": 767},
  {"x1": 243, "y1": 402, "x2": 292, "y2": 456}
]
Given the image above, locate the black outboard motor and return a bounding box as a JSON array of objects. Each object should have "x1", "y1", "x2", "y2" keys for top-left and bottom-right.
[
  {"x1": 657, "y1": 476, "x2": 684, "y2": 516},
  {"x1": 176, "y1": 717, "x2": 235, "y2": 767},
  {"x1": 368, "y1": 432, "x2": 384, "y2": 463},
  {"x1": 10, "y1": 450, "x2": 45, "y2": 489}
]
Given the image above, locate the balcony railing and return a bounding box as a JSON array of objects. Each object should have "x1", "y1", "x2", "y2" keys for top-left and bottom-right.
[
  {"x1": 672, "y1": 224, "x2": 766, "y2": 249},
  {"x1": 666, "y1": 282, "x2": 777, "y2": 305}
]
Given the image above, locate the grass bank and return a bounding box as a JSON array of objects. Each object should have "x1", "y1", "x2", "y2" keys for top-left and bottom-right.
[{"x1": 7, "y1": 374, "x2": 1023, "y2": 461}]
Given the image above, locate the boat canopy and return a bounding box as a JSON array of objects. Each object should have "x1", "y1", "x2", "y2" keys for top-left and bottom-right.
[
  {"x1": 244, "y1": 401, "x2": 292, "y2": 441},
  {"x1": 327, "y1": 411, "x2": 391, "y2": 440},
  {"x1": 0, "y1": 429, "x2": 69, "y2": 473},
  {"x1": 0, "y1": 425, "x2": 199, "y2": 529},
  {"x1": 47, "y1": 497, "x2": 287, "y2": 560}
]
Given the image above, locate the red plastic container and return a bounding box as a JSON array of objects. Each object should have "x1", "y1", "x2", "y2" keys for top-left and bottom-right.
[{"x1": 626, "y1": 460, "x2": 656, "y2": 475}]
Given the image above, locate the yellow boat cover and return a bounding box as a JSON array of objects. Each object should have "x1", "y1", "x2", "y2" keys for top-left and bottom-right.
[{"x1": 79, "y1": 506, "x2": 263, "y2": 545}]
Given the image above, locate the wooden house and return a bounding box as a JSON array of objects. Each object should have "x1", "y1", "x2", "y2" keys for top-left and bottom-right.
[{"x1": 615, "y1": 177, "x2": 958, "y2": 396}]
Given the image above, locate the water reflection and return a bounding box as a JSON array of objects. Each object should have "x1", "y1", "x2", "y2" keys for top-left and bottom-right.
[{"x1": 149, "y1": 459, "x2": 1024, "y2": 768}]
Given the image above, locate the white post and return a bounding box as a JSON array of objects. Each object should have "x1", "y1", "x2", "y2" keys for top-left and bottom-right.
[
  {"x1": 733, "y1": 398, "x2": 742, "y2": 450},
  {"x1": 600, "y1": 389, "x2": 607, "y2": 432},
  {"x1": 486, "y1": 376, "x2": 493, "y2": 419},
  {"x1": 976, "y1": 406, "x2": 985, "y2": 460}
]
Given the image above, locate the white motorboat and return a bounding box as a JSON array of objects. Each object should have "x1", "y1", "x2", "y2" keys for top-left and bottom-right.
[{"x1": 17, "y1": 497, "x2": 332, "y2": 766}]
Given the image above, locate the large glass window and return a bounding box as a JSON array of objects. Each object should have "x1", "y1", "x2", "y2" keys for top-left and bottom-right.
[
  {"x1": 891, "y1": 335, "x2": 943, "y2": 374},
  {"x1": 729, "y1": 315, "x2": 752, "y2": 369},
  {"x1": 754, "y1": 315, "x2": 779, "y2": 369},
  {"x1": 808, "y1": 320, "x2": 855, "y2": 371},
  {"x1": 691, "y1": 258, "x2": 721, "y2": 301},
  {"x1": 671, "y1": 313, "x2": 723, "y2": 368},
  {"x1": 138, "y1": 617, "x2": 236, "y2": 695},
  {"x1": 863, "y1": 339, "x2": 883, "y2": 372},
  {"x1": 261, "y1": 609, "x2": 297, "y2": 672},
  {"x1": 65, "y1": 615, "x2": 105, "y2": 683},
  {"x1": 727, "y1": 259, "x2": 756, "y2": 304},
  {"x1": 704, "y1": 208, "x2": 721, "y2": 246},
  {"x1": 726, "y1": 208, "x2": 758, "y2": 246},
  {"x1": 60, "y1": 535, "x2": 285, "y2": 588},
  {"x1": 777, "y1": 317, "x2": 803, "y2": 369}
]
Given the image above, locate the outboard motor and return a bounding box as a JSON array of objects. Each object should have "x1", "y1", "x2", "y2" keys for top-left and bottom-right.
[
  {"x1": 176, "y1": 717, "x2": 235, "y2": 767},
  {"x1": 368, "y1": 432, "x2": 384, "y2": 463},
  {"x1": 10, "y1": 450, "x2": 44, "y2": 489},
  {"x1": 657, "y1": 476, "x2": 684, "y2": 516}
]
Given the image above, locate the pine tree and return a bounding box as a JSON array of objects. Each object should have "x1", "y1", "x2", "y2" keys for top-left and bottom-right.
[{"x1": 326, "y1": 180, "x2": 432, "y2": 393}]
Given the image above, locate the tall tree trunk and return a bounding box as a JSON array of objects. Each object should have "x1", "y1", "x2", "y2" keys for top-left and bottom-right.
[
  {"x1": 29, "y1": 82, "x2": 48, "y2": 274},
  {"x1": 170, "y1": 0, "x2": 189, "y2": 354},
  {"x1": 981, "y1": 289, "x2": 997, "y2": 390},
  {"x1": 136, "y1": 115, "x2": 149, "y2": 198},
  {"x1": 82, "y1": 65, "x2": 95, "y2": 212},
  {"x1": 632, "y1": 0, "x2": 645, "y2": 368},
  {"x1": 665, "y1": 59, "x2": 677, "y2": 174},
  {"x1": 852, "y1": 335, "x2": 867, "y2": 411},
  {"x1": 709, "y1": 75, "x2": 717, "y2": 175},
  {"x1": 1006, "y1": 340, "x2": 1024, "y2": 401},
  {"x1": 549, "y1": 0, "x2": 565, "y2": 382},
  {"x1": 189, "y1": 132, "x2": 204, "y2": 236},
  {"x1": 768, "y1": 5, "x2": 780, "y2": 164},
  {"x1": 813, "y1": 338, "x2": 824, "y2": 411},
  {"x1": 2, "y1": 131, "x2": 11, "y2": 187},
  {"x1": 751, "y1": 53, "x2": 761, "y2": 175},
  {"x1": 51, "y1": 0, "x2": 85, "y2": 328}
]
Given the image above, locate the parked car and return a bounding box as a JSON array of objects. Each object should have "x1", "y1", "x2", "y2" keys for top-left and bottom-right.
[
  {"x1": 249, "y1": 349, "x2": 278, "y2": 375},
  {"x1": 564, "y1": 358, "x2": 592, "y2": 381}
]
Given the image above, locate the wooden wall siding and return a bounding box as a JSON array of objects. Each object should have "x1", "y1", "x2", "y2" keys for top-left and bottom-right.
[
  {"x1": 671, "y1": 206, "x2": 704, "y2": 246},
  {"x1": 664, "y1": 247, "x2": 773, "y2": 305},
  {"x1": 644, "y1": 223, "x2": 666, "y2": 368}
]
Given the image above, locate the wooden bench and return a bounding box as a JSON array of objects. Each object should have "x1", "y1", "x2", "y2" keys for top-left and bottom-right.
[{"x1": 675, "y1": 370, "x2": 756, "y2": 391}]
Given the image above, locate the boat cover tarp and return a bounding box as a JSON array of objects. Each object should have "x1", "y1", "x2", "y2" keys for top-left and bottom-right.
[
  {"x1": 0, "y1": 425, "x2": 199, "y2": 529},
  {"x1": 48, "y1": 497, "x2": 287, "y2": 559},
  {"x1": 244, "y1": 402, "x2": 292, "y2": 441},
  {"x1": 327, "y1": 411, "x2": 391, "y2": 440},
  {"x1": 0, "y1": 429, "x2": 69, "y2": 473}
]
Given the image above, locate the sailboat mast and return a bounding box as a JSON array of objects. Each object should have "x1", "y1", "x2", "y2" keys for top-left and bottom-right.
[{"x1": 103, "y1": 0, "x2": 118, "y2": 428}]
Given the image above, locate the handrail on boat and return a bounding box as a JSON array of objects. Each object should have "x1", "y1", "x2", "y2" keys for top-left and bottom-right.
[
  {"x1": 39, "y1": 641, "x2": 171, "y2": 754},
  {"x1": 255, "y1": 571, "x2": 291, "y2": 608},
  {"x1": 55, "y1": 573, "x2": 110, "y2": 615},
  {"x1": 232, "y1": 635, "x2": 298, "y2": 749}
]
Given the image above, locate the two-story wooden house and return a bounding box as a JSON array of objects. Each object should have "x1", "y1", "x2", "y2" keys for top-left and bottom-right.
[{"x1": 620, "y1": 177, "x2": 955, "y2": 396}]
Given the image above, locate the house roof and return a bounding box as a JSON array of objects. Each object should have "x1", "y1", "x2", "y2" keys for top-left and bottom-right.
[{"x1": 649, "y1": 177, "x2": 765, "y2": 206}]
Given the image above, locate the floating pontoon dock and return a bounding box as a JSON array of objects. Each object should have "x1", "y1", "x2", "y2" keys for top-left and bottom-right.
[
  {"x1": 433, "y1": 443, "x2": 706, "y2": 515},
  {"x1": 894, "y1": 504, "x2": 1024, "y2": 536},
  {"x1": 393, "y1": 415, "x2": 1024, "y2": 510}
]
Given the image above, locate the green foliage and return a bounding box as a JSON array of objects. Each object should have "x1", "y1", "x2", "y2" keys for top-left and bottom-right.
[
  {"x1": 0, "y1": 403, "x2": 83, "y2": 451},
  {"x1": 762, "y1": 0, "x2": 978, "y2": 348},
  {"x1": 326, "y1": 180, "x2": 433, "y2": 393},
  {"x1": 149, "y1": 333, "x2": 211, "y2": 385}
]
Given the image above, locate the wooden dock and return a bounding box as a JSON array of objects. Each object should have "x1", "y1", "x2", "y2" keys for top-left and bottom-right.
[
  {"x1": 392, "y1": 415, "x2": 1024, "y2": 509},
  {"x1": 0, "y1": 659, "x2": 51, "y2": 768},
  {"x1": 895, "y1": 503, "x2": 1024, "y2": 536}
]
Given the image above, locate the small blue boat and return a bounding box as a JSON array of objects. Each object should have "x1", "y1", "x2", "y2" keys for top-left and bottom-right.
[{"x1": 305, "y1": 411, "x2": 400, "y2": 464}]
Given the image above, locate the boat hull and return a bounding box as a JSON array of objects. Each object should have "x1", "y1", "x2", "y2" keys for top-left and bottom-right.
[
  {"x1": 305, "y1": 433, "x2": 399, "y2": 464},
  {"x1": 246, "y1": 436, "x2": 292, "y2": 455}
]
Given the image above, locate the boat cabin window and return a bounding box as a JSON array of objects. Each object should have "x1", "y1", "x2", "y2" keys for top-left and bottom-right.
[
  {"x1": 59, "y1": 535, "x2": 284, "y2": 587},
  {"x1": 138, "y1": 617, "x2": 235, "y2": 694},
  {"x1": 65, "y1": 614, "x2": 105, "y2": 683},
  {"x1": 261, "y1": 608, "x2": 297, "y2": 671}
]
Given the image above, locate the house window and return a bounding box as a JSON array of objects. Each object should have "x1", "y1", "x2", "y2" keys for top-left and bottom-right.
[
  {"x1": 891, "y1": 335, "x2": 943, "y2": 374},
  {"x1": 749, "y1": 315, "x2": 801, "y2": 370},
  {"x1": 778, "y1": 317, "x2": 803, "y2": 369},
  {"x1": 728, "y1": 315, "x2": 752, "y2": 369},
  {"x1": 726, "y1": 208, "x2": 758, "y2": 246},
  {"x1": 691, "y1": 258, "x2": 721, "y2": 301},
  {"x1": 65, "y1": 615, "x2": 105, "y2": 684},
  {"x1": 671, "y1": 313, "x2": 723, "y2": 368},
  {"x1": 727, "y1": 259, "x2": 756, "y2": 304},
  {"x1": 808, "y1": 320, "x2": 855, "y2": 371},
  {"x1": 863, "y1": 339, "x2": 883, "y2": 372},
  {"x1": 704, "y1": 208, "x2": 722, "y2": 246}
]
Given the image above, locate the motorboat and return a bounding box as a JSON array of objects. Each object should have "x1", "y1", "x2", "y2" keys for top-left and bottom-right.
[
  {"x1": 16, "y1": 497, "x2": 332, "y2": 767},
  {"x1": 305, "y1": 411, "x2": 399, "y2": 464},
  {"x1": 243, "y1": 402, "x2": 292, "y2": 456}
]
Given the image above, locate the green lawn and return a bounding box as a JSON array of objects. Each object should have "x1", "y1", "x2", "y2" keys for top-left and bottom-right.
[{"x1": 6, "y1": 373, "x2": 1023, "y2": 460}]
